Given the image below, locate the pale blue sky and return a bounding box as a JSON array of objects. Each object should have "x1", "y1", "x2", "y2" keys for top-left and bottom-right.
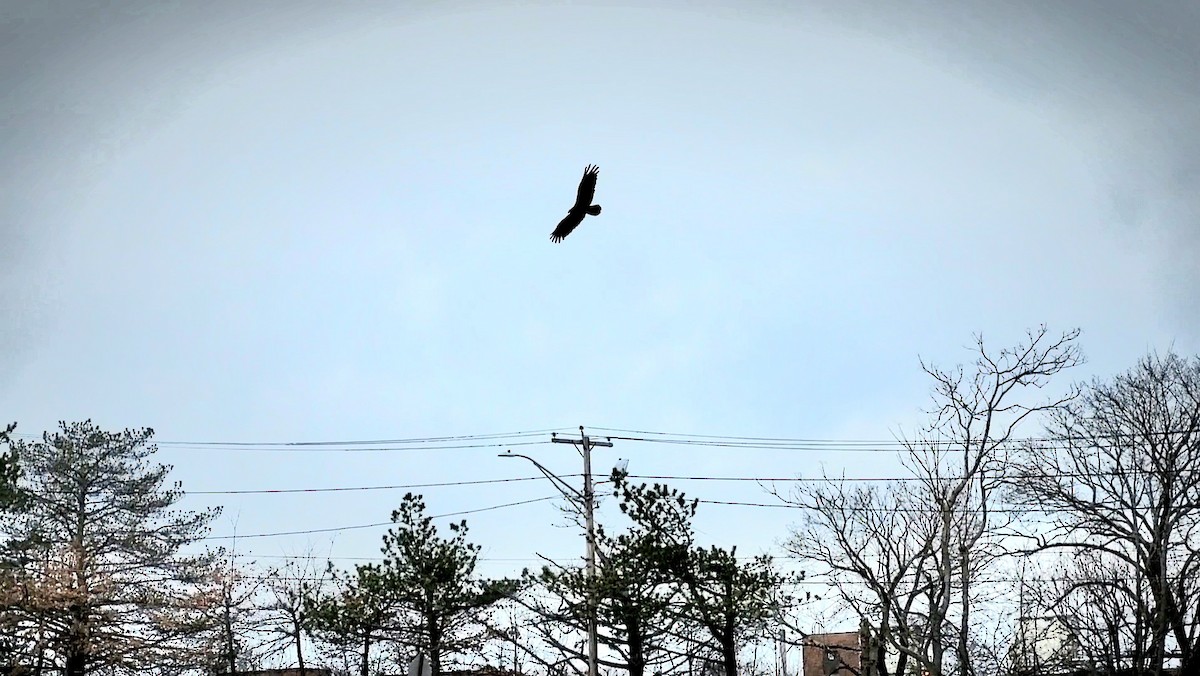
[{"x1": 2, "y1": 0, "x2": 1198, "y2": 610}]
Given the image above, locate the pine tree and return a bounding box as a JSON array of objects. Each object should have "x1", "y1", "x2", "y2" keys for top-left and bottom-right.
[
  {"x1": 7, "y1": 420, "x2": 220, "y2": 675},
  {"x1": 377, "y1": 493, "x2": 517, "y2": 676}
]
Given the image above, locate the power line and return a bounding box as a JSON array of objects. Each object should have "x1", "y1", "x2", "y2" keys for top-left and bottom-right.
[
  {"x1": 591, "y1": 425, "x2": 1199, "y2": 446},
  {"x1": 624, "y1": 469, "x2": 1198, "y2": 482},
  {"x1": 200, "y1": 495, "x2": 559, "y2": 540},
  {"x1": 14, "y1": 423, "x2": 1196, "y2": 452},
  {"x1": 154, "y1": 427, "x2": 572, "y2": 447},
  {"x1": 188, "y1": 474, "x2": 579, "y2": 495},
  {"x1": 195, "y1": 495, "x2": 1063, "y2": 544},
  {"x1": 608, "y1": 436, "x2": 907, "y2": 452},
  {"x1": 162, "y1": 440, "x2": 553, "y2": 453},
  {"x1": 695, "y1": 498, "x2": 1064, "y2": 515},
  {"x1": 18, "y1": 425, "x2": 1194, "y2": 456},
  {"x1": 590, "y1": 427, "x2": 906, "y2": 444},
  {"x1": 182, "y1": 469, "x2": 1197, "y2": 496},
  {"x1": 604, "y1": 434, "x2": 1111, "y2": 453},
  {"x1": 227, "y1": 553, "x2": 547, "y2": 563}
]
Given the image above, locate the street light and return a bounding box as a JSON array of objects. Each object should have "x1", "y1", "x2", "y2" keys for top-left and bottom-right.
[
  {"x1": 498, "y1": 452, "x2": 584, "y2": 505},
  {"x1": 499, "y1": 430, "x2": 608, "y2": 676}
]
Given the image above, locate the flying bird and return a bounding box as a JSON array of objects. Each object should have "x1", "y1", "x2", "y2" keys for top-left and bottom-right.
[{"x1": 550, "y1": 164, "x2": 602, "y2": 243}]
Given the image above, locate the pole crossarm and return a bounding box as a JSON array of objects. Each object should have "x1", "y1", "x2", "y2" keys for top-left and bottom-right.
[{"x1": 551, "y1": 430, "x2": 614, "y2": 449}]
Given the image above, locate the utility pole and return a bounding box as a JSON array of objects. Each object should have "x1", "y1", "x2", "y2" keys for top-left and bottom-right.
[
  {"x1": 552, "y1": 426, "x2": 613, "y2": 676},
  {"x1": 777, "y1": 628, "x2": 787, "y2": 676}
]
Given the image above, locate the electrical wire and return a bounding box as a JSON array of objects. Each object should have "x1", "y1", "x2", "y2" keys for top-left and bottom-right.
[
  {"x1": 187, "y1": 474, "x2": 579, "y2": 495},
  {"x1": 154, "y1": 427, "x2": 572, "y2": 447},
  {"x1": 694, "y1": 498, "x2": 1066, "y2": 515},
  {"x1": 590, "y1": 425, "x2": 1199, "y2": 445},
  {"x1": 181, "y1": 470, "x2": 1195, "y2": 496},
  {"x1": 13, "y1": 424, "x2": 1195, "y2": 454},
  {"x1": 161, "y1": 440, "x2": 553, "y2": 453},
  {"x1": 200, "y1": 495, "x2": 559, "y2": 540}
]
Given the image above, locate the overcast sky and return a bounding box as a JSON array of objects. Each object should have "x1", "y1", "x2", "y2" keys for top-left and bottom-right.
[{"x1": 2, "y1": 0, "x2": 1198, "y2": 629}]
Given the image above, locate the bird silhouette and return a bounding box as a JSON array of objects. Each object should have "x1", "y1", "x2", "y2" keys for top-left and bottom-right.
[{"x1": 550, "y1": 165, "x2": 601, "y2": 243}]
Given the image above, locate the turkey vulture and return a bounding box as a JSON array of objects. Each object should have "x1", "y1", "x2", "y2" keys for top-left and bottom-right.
[{"x1": 550, "y1": 164, "x2": 601, "y2": 243}]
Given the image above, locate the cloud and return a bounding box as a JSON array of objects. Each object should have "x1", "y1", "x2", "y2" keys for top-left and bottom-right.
[
  {"x1": 0, "y1": 1, "x2": 386, "y2": 371},
  {"x1": 4, "y1": 0, "x2": 1197, "y2": 362},
  {"x1": 804, "y1": 0, "x2": 1200, "y2": 336}
]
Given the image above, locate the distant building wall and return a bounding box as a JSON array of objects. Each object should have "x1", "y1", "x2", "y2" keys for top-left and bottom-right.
[
  {"x1": 803, "y1": 631, "x2": 863, "y2": 676},
  {"x1": 1010, "y1": 616, "x2": 1080, "y2": 675}
]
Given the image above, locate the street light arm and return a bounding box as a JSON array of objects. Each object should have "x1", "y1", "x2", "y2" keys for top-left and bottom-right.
[
  {"x1": 499, "y1": 431, "x2": 603, "y2": 676},
  {"x1": 498, "y1": 452, "x2": 585, "y2": 502}
]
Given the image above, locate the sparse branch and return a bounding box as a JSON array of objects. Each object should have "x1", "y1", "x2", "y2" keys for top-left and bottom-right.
[
  {"x1": 1009, "y1": 351, "x2": 1200, "y2": 675},
  {"x1": 784, "y1": 327, "x2": 1081, "y2": 676}
]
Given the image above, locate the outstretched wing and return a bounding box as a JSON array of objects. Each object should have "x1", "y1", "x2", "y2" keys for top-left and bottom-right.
[
  {"x1": 550, "y1": 211, "x2": 585, "y2": 243},
  {"x1": 573, "y1": 164, "x2": 599, "y2": 209}
]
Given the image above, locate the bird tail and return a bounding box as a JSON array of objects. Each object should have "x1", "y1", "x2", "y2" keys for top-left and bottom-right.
[{"x1": 587, "y1": 204, "x2": 602, "y2": 216}]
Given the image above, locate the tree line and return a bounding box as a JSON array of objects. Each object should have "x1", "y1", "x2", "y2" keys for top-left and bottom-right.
[{"x1": 1, "y1": 326, "x2": 1197, "y2": 676}]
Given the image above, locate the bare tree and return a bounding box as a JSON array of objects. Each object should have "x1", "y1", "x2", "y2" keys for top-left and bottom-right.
[
  {"x1": 783, "y1": 327, "x2": 1082, "y2": 676},
  {"x1": 195, "y1": 545, "x2": 268, "y2": 674},
  {"x1": 261, "y1": 553, "x2": 333, "y2": 673},
  {"x1": 1009, "y1": 351, "x2": 1200, "y2": 676},
  {"x1": 1016, "y1": 552, "x2": 1139, "y2": 675}
]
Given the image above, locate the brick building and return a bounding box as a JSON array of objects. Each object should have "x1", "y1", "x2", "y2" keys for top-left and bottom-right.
[{"x1": 803, "y1": 631, "x2": 865, "y2": 676}]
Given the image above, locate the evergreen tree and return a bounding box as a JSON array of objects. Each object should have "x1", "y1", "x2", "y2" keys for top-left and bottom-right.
[
  {"x1": 377, "y1": 493, "x2": 517, "y2": 676},
  {"x1": 6, "y1": 420, "x2": 220, "y2": 675}
]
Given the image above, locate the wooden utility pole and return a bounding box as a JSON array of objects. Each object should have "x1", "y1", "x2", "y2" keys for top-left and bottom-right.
[
  {"x1": 778, "y1": 628, "x2": 788, "y2": 676},
  {"x1": 551, "y1": 426, "x2": 613, "y2": 676}
]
